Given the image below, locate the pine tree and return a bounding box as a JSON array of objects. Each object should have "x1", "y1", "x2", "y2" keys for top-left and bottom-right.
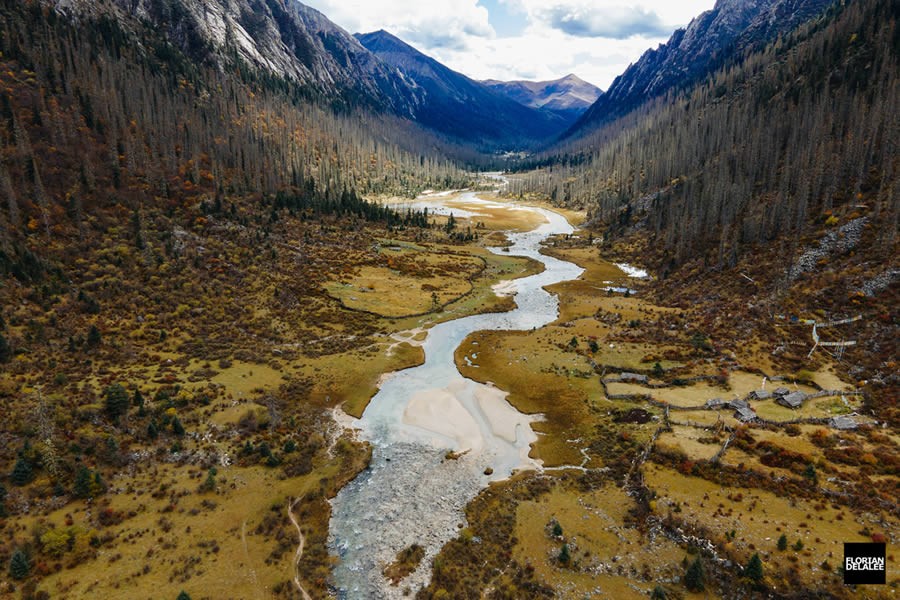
[
  {"x1": 176, "y1": 591, "x2": 191, "y2": 600},
  {"x1": 777, "y1": 533, "x2": 788, "y2": 551},
  {"x1": 86, "y1": 325, "x2": 102, "y2": 348},
  {"x1": 558, "y1": 544, "x2": 570, "y2": 564},
  {"x1": 685, "y1": 556, "x2": 705, "y2": 592},
  {"x1": 104, "y1": 383, "x2": 130, "y2": 422},
  {"x1": 8, "y1": 548, "x2": 30, "y2": 580},
  {"x1": 73, "y1": 466, "x2": 93, "y2": 498},
  {"x1": 651, "y1": 586, "x2": 668, "y2": 600},
  {"x1": 745, "y1": 552, "x2": 764, "y2": 583},
  {"x1": 10, "y1": 457, "x2": 33, "y2": 486},
  {"x1": 134, "y1": 389, "x2": 145, "y2": 416},
  {"x1": 0, "y1": 332, "x2": 11, "y2": 362},
  {"x1": 147, "y1": 420, "x2": 159, "y2": 440},
  {"x1": 172, "y1": 417, "x2": 185, "y2": 437}
]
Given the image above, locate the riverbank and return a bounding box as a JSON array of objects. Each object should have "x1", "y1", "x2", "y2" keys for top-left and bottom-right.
[
  {"x1": 328, "y1": 197, "x2": 585, "y2": 597},
  {"x1": 423, "y1": 229, "x2": 895, "y2": 598}
]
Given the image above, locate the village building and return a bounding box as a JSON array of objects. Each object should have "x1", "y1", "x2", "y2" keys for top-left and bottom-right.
[
  {"x1": 620, "y1": 372, "x2": 649, "y2": 384},
  {"x1": 734, "y1": 406, "x2": 758, "y2": 422},
  {"x1": 776, "y1": 391, "x2": 806, "y2": 409},
  {"x1": 829, "y1": 415, "x2": 858, "y2": 430},
  {"x1": 705, "y1": 398, "x2": 727, "y2": 409}
]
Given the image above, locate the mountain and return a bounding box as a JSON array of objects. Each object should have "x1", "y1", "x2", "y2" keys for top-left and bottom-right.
[
  {"x1": 482, "y1": 75, "x2": 601, "y2": 124},
  {"x1": 511, "y1": 0, "x2": 897, "y2": 272},
  {"x1": 356, "y1": 30, "x2": 569, "y2": 150},
  {"x1": 50, "y1": 0, "x2": 424, "y2": 115},
  {"x1": 565, "y1": 0, "x2": 833, "y2": 138}
]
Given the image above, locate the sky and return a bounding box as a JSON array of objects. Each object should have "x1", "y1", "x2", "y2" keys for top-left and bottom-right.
[{"x1": 301, "y1": 0, "x2": 717, "y2": 89}]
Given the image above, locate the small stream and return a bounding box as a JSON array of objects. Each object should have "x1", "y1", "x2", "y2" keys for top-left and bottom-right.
[{"x1": 328, "y1": 192, "x2": 584, "y2": 598}]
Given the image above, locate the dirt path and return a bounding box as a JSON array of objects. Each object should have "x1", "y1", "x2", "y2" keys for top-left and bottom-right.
[
  {"x1": 287, "y1": 497, "x2": 313, "y2": 600},
  {"x1": 241, "y1": 519, "x2": 264, "y2": 599}
]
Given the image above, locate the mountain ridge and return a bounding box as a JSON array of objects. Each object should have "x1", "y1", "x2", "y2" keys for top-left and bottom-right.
[
  {"x1": 482, "y1": 74, "x2": 601, "y2": 124},
  {"x1": 49, "y1": 0, "x2": 425, "y2": 116},
  {"x1": 565, "y1": 0, "x2": 834, "y2": 138},
  {"x1": 356, "y1": 29, "x2": 569, "y2": 150}
]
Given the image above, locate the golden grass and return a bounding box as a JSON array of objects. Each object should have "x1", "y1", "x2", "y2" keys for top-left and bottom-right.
[
  {"x1": 36, "y1": 459, "x2": 342, "y2": 599},
  {"x1": 513, "y1": 482, "x2": 696, "y2": 599},
  {"x1": 325, "y1": 247, "x2": 484, "y2": 317},
  {"x1": 444, "y1": 196, "x2": 550, "y2": 232},
  {"x1": 753, "y1": 394, "x2": 863, "y2": 422},
  {"x1": 645, "y1": 463, "x2": 897, "y2": 590},
  {"x1": 656, "y1": 425, "x2": 724, "y2": 461}
]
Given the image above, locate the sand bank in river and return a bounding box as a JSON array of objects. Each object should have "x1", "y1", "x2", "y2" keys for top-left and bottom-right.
[{"x1": 401, "y1": 377, "x2": 540, "y2": 467}]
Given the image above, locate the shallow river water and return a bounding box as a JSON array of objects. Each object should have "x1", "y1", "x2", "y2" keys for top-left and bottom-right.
[{"x1": 328, "y1": 192, "x2": 584, "y2": 598}]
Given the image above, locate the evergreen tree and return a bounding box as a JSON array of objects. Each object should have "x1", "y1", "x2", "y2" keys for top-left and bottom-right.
[
  {"x1": 176, "y1": 591, "x2": 191, "y2": 600},
  {"x1": 8, "y1": 548, "x2": 30, "y2": 580},
  {"x1": 651, "y1": 586, "x2": 668, "y2": 600},
  {"x1": 104, "y1": 383, "x2": 130, "y2": 422},
  {"x1": 685, "y1": 556, "x2": 705, "y2": 592},
  {"x1": 172, "y1": 417, "x2": 185, "y2": 437},
  {"x1": 0, "y1": 332, "x2": 11, "y2": 362},
  {"x1": 10, "y1": 457, "x2": 33, "y2": 486},
  {"x1": 745, "y1": 552, "x2": 764, "y2": 583},
  {"x1": 86, "y1": 325, "x2": 102, "y2": 348},
  {"x1": 147, "y1": 420, "x2": 159, "y2": 440},
  {"x1": 558, "y1": 544, "x2": 570, "y2": 564},
  {"x1": 73, "y1": 466, "x2": 93, "y2": 498},
  {"x1": 777, "y1": 533, "x2": 788, "y2": 551},
  {"x1": 803, "y1": 463, "x2": 817, "y2": 483},
  {"x1": 134, "y1": 389, "x2": 145, "y2": 416}
]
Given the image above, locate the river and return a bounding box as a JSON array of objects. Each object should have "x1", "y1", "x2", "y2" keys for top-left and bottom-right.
[{"x1": 328, "y1": 191, "x2": 584, "y2": 598}]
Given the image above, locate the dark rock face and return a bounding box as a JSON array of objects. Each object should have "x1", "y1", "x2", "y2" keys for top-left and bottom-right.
[{"x1": 565, "y1": 0, "x2": 833, "y2": 138}]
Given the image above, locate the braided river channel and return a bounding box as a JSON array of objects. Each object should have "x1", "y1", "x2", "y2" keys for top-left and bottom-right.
[{"x1": 328, "y1": 191, "x2": 584, "y2": 598}]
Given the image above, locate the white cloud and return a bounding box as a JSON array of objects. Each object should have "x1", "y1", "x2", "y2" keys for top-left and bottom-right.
[
  {"x1": 541, "y1": 4, "x2": 671, "y2": 38},
  {"x1": 299, "y1": 0, "x2": 717, "y2": 88},
  {"x1": 430, "y1": 28, "x2": 667, "y2": 87},
  {"x1": 302, "y1": 0, "x2": 494, "y2": 48},
  {"x1": 504, "y1": 0, "x2": 714, "y2": 29}
]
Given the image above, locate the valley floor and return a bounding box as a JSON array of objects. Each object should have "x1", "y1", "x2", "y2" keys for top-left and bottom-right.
[{"x1": 1, "y1": 190, "x2": 895, "y2": 600}]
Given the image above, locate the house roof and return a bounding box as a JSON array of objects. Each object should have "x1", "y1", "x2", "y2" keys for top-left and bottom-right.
[
  {"x1": 829, "y1": 415, "x2": 858, "y2": 430},
  {"x1": 777, "y1": 391, "x2": 806, "y2": 408},
  {"x1": 621, "y1": 372, "x2": 648, "y2": 381},
  {"x1": 735, "y1": 406, "x2": 757, "y2": 421}
]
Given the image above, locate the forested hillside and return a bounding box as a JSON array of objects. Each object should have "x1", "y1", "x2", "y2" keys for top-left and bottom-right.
[
  {"x1": 0, "y1": 0, "x2": 469, "y2": 260},
  {"x1": 564, "y1": 0, "x2": 833, "y2": 136},
  {"x1": 512, "y1": 0, "x2": 898, "y2": 271}
]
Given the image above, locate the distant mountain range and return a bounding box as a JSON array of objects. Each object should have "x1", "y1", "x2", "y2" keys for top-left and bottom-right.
[
  {"x1": 482, "y1": 75, "x2": 601, "y2": 124},
  {"x1": 52, "y1": 0, "x2": 589, "y2": 149},
  {"x1": 355, "y1": 30, "x2": 577, "y2": 149},
  {"x1": 48, "y1": 0, "x2": 840, "y2": 150}
]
